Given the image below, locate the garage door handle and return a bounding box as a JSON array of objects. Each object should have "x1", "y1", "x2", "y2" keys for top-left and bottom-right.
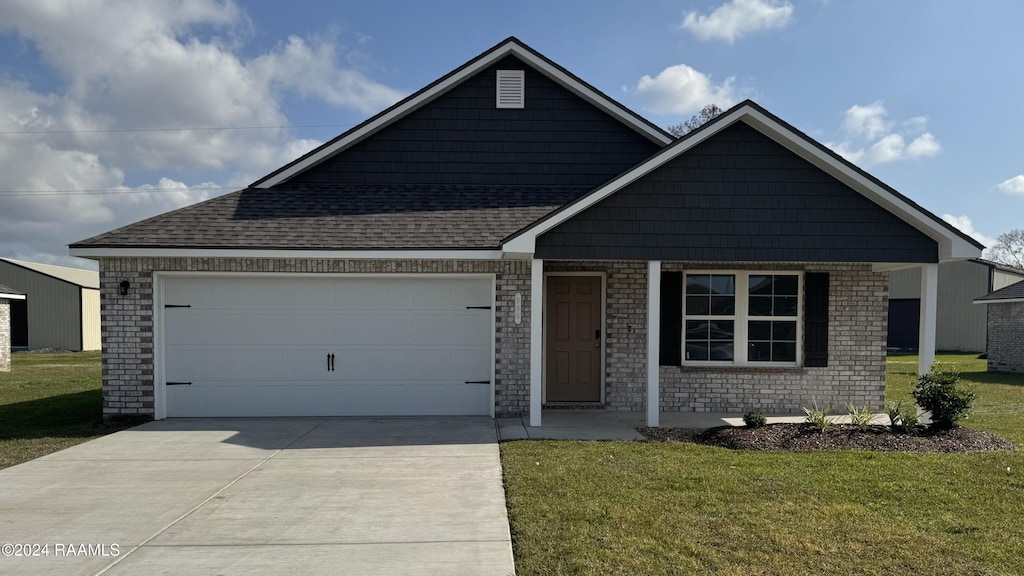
[
  {"x1": 327, "y1": 353, "x2": 335, "y2": 372},
  {"x1": 464, "y1": 380, "x2": 491, "y2": 385},
  {"x1": 166, "y1": 381, "x2": 192, "y2": 386}
]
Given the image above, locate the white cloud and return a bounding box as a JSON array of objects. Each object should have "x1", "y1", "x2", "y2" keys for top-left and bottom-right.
[
  {"x1": 906, "y1": 133, "x2": 940, "y2": 158},
  {"x1": 827, "y1": 102, "x2": 941, "y2": 166},
  {"x1": 251, "y1": 36, "x2": 404, "y2": 115},
  {"x1": 842, "y1": 101, "x2": 889, "y2": 139},
  {"x1": 942, "y1": 214, "x2": 996, "y2": 250},
  {"x1": 682, "y1": 0, "x2": 794, "y2": 43},
  {"x1": 633, "y1": 64, "x2": 737, "y2": 115},
  {"x1": 0, "y1": 0, "x2": 399, "y2": 265},
  {"x1": 997, "y1": 175, "x2": 1024, "y2": 196}
]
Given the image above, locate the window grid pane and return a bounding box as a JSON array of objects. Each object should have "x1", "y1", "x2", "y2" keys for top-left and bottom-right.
[
  {"x1": 748, "y1": 320, "x2": 797, "y2": 362},
  {"x1": 684, "y1": 273, "x2": 798, "y2": 364}
]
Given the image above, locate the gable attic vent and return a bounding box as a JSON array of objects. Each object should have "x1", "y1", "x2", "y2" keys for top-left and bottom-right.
[{"x1": 496, "y1": 70, "x2": 525, "y2": 109}]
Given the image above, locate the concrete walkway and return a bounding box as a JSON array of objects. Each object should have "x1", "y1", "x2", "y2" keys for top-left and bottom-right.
[
  {"x1": 497, "y1": 411, "x2": 893, "y2": 440},
  {"x1": 0, "y1": 417, "x2": 514, "y2": 576}
]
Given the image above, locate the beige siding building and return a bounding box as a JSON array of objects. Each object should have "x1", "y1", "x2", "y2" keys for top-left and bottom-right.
[
  {"x1": 0, "y1": 258, "x2": 100, "y2": 352},
  {"x1": 889, "y1": 259, "x2": 1024, "y2": 352}
]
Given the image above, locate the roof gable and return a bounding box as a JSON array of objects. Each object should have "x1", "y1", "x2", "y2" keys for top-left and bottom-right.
[
  {"x1": 252, "y1": 37, "x2": 672, "y2": 188},
  {"x1": 533, "y1": 122, "x2": 939, "y2": 263},
  {"x1": 504, "y1": 100, "x2": 984, "y2": 262},
  {"x1": 281, "y1": 54, "x2": 661, "y2": 188}
]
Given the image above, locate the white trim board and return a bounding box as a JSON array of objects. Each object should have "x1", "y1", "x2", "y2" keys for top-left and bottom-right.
[
  {"x1": 502, "y1": 102, "x2": 981, "y2": 262},
  {"x1": 252, "y1": 38, "x2": 672, "y2": 188},
  {"x1": 974, "y1": 298, "x2": 1024, "y2": 305},
  {"x1": 70, "y1": 248, "x2": 504, "y2": 260},
  {"x1": 0, "y1": 293, "x2": 26, "y2": 300}
]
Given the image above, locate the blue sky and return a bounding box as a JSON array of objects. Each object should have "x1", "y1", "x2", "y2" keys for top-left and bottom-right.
[{"x1": 0, "y1": 0, "x2": 1021, "y2": 268}]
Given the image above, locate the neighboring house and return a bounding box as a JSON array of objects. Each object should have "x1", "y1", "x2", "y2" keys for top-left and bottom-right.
[
  {"x1": 0, "y1": 283, "x2": 26, "y2": 371},
  {"x1": 69, "y1": 38, "x2": 981, "y2": 425},
  {"x1": 974, "y1": 282, "x2": 1024, "y2": 374},
  {"x1": 888, "y1": 259, "x2": 1024, "y2": 352},
  {"x1": 0, "y1": 258, "x2": 101, "y2": 352}
]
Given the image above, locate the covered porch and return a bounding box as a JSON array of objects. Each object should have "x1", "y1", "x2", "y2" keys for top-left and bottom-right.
[{"x1": 526, "y1": 259, "x2": 940, "y2": 428}]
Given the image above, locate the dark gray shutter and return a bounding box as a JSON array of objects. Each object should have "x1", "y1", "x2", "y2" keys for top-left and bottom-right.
[
  {"x1": 660, "y1": 272, "x2": 682, "y2": 366},
  {"x1": 804, "y1": 272, "x2": 829, "y2": 367}
]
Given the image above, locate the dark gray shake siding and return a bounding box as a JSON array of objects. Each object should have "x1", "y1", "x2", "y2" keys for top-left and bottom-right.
[{"x1": 535, "y1": 122, "x2": 938, "y2": 263}]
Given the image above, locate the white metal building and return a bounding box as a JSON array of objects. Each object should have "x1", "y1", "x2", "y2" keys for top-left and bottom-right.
[
  {"x1": 0, "y1": 258, "x2": 101, "y2": 352},
  {"x1": 888, "y1": 259, "x2": 1024, "y2": 352}
]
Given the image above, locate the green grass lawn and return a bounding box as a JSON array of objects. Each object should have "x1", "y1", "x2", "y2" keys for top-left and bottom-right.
[
  {"x1": 502, "y1": 354, "x2": 1024, "y2": 576},
  {"x1": 0, "y1": 351, "x2": 139, "y2": 469}
]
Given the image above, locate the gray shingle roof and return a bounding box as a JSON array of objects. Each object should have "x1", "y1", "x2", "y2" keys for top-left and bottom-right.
[
  {"x1": 976, "y1": 279, "x2": 1024, "y2": 302},
  {"x1": 71, "y1": 184, "x2": 587, "y2": 249}
]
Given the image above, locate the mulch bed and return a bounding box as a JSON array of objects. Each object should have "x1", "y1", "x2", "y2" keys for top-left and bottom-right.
[{"x1": 638, "y1": 423, "x2": 1017, "y2": 453}]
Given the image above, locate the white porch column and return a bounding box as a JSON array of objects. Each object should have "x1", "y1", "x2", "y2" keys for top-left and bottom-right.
[
  {"x1": 918, "y1": 263, "x2": 938, "y2": 375},
  {"x1": 529, "y1": 258, "x2": 544, "y2": 427},
  {"x1": 647, "y1": 261, "x2": 661, "y2": 427}
]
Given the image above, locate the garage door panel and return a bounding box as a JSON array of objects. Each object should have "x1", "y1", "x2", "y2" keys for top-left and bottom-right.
[
  {"x1": 166, "y1": 277, "x2": 489, "y2": 310},
  {"x1": 162, "y1": 276, "x2": 493, "y2": 417},
  {"x1": 167, "y1": 311, "x2": 488, "y2": 348},
  {"x1": 168, "y1": 346, "x2": 490, "y2": 382},
  {"x1": 167, "y1": 381, "x2": 491, "y2": 417}
]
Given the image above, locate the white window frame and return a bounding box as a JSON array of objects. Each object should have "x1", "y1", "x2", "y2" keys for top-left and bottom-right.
[{"x1": 682, "y1": 270, "x2": 803, "y2": 367}]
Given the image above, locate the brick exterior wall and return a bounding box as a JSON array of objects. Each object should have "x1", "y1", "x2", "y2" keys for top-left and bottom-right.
[
  {"x1": 97, "y1": 257, "x2": 887, "y2": 419},
  {"x1": 987, "y1": 302, "x2": 1024, "y2": 373},
  {"x1": 659, "y1": 263, "x2": 888, "y2": 413},
  {"x1": 0, "y1": 299, "x2": 10, "y2": 372},
  {"x1": 98, "y1": 258, "x2": 532, "y2": 418}
]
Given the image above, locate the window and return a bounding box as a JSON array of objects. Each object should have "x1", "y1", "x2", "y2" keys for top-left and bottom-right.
[
  {"x1": 683, "y1": 271, "x2": 801, "y2": 365},
  {"x1": 684, "y1": 274, "x2": 735, "y2": 361}
]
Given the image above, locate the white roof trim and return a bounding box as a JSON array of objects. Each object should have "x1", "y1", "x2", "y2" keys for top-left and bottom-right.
[
  {"x1": 0, "y1": 292, "x2": 25, "y2": 300},
  {"x1": 254, "y1": 39, "x2": 672, "y2": 188},
  {"x1": 503, "y1": 103, "x2": 982, "y2": 262},
  {"x1": 974, "y1": 298, "x2": 1024, "y2": 305},
  {"x1": 69, "y1": 248, "x2": 503, "y2": 261}
]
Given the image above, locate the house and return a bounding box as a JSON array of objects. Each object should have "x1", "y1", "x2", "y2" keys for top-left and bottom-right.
[
  {"x1": 974, "y1": 281, "x2": 1024, "y2": 373},
  {"x1": 68, "y1": 38, "x2": 982, "y2": 425},
  {"x1": 888, "y1": 259, "x2": 1024, "y2": 352},
  {"x1": 0, "y1": 283, "x2": 26, "y2": 371},
  {"x1": 0, "y1": 258, "x2": 101, "y2": 352}
]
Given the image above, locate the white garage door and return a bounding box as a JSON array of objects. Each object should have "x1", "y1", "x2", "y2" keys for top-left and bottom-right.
[{"x1": 161, "y1": 275, "x2": 493, "y2": 417}]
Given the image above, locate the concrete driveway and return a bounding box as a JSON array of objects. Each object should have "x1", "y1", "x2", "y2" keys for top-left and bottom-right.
[{"x1": 0, "y1": 417, "x2": 515, "y2": 576}]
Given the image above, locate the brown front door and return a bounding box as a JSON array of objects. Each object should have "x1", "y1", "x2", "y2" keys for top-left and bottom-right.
[{"x1": 546, "y1": 276, "x2": 602, "y2": 402}]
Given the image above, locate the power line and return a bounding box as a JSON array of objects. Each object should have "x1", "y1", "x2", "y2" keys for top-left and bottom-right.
[
  {"x1": 0, "y1": 123, "x2": 354, "y2": 135},
  {"x1": 0, "y1": 185, "x2": 239, "y2": 197}
]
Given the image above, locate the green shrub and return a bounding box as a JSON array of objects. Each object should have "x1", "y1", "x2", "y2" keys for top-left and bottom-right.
[
  {"x1": 897, "y1": 405, "x2": 922, "y2": 434},
  {"x1": 802, "y1": 400, "x2": 832, "y2": 432},
  {"x1": 847, "y1": 404, "x2": 874, "y2": 431},
  {"x1": 885, "y1": 400, "x2": 903, "y2": 428},
  {"x1": 743, "y1": 411, "x2": 767, "y2": 428},
  {"x1": 912, "y1": 369, "x2": 977, "y2": 430}
]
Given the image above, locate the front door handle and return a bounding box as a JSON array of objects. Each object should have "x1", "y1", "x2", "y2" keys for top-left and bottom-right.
[{"x1": 595, "y1": 329, "x2": 601, "y2": 348}]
